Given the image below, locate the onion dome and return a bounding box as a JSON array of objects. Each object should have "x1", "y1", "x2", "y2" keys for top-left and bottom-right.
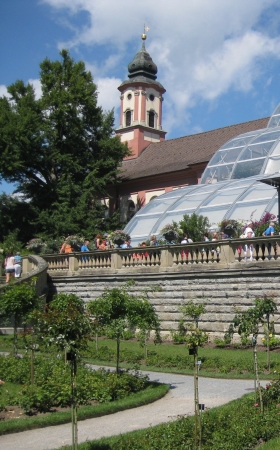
[{"x1": 128, "y1": 34, "x2": 158, "y2": 80}]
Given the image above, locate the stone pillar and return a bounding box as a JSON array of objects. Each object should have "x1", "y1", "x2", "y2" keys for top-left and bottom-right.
[
  {"x1": 111, "y1": 252, "x2": 123, "y2": 269},
  {"x1": 219, "y1": 242, "x2": 235, "y2": 264},
  {"x1": 68, "y1": 254, "x2": 79, "y2": 274},
  {"x1": 160, "y1": 248, "x2": 174, "y2": 267}
]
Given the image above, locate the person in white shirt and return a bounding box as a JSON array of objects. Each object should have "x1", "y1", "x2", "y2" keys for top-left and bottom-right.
[{"x1": 243, "y1": 222, "x2": 255, "y2": 261}]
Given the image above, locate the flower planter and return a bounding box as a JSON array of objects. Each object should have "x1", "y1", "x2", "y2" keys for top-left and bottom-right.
[
  {"x1": 113, "y1": 238, "x2": 125, "y2": 247},
  {"x1": 163, "y1": 231, "x2": 177, "y2": 242}
]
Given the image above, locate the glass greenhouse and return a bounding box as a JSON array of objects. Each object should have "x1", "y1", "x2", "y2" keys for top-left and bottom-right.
[{"x1": 125, "y1": 103, "x2": 280, "y2": 245}]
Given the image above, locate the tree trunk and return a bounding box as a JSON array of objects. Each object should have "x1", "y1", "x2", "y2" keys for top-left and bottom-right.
[{"x1": 71, "y1": 356, "x2": 78, "y2": 450}]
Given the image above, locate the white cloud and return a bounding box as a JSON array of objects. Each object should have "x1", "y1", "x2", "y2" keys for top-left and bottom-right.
[
  {"x1": 96, "y1": 77, "x2": 122, "y2": 113},
  {"x1": 28, "y1": 0, "x2": 280, "y2": 133},
  {"x1": 28, "y1": 79, "x2": 42, "y2": 99},
  {"x1": 0, "y1": 85, "x2": 8, "y2": 97}
]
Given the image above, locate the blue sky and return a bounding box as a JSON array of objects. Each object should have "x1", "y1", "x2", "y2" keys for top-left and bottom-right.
[{"x1": 1, "y1": 0, "x2": 280, "y2": 194}]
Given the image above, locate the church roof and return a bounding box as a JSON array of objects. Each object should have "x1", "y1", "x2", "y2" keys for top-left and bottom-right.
[{"x1": 120, "y1": 117, "x2": 269, "y2": 180}]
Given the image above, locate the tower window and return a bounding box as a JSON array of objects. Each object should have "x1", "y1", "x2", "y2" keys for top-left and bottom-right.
[
  {"x1": 148, "y1": 111, "x2": 155, "y2": 128},
  {"x1": 127, "y1": 93, "x2": 132, "y2": 100},
  {"x1": 149, "y1": 94, "x2": 155, "y2": 101},
  {"x1": 125, "y1": 110, "x2": 132, "y2": 126}
]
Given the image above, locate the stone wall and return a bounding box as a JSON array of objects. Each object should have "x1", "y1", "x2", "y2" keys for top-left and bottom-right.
[{"x1": 48, "y1": 266, "x2": 280, "y2": 342}]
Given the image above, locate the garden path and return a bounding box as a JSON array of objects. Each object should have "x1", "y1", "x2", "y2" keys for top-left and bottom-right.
[{"x1": 0, "y1": 367, "x2": 269, "y2": 450}]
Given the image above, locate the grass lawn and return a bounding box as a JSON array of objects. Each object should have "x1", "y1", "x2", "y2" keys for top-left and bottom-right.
[{"x1": 83, "y1": 338, "x2": 280, "y2": 379}]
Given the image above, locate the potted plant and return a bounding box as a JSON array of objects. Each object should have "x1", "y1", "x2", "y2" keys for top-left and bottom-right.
[
  {"x1": 26, "y1": 238, "x2": 46, "y2": 254},
  {"x1": 110, "y1": 230, "x2": 130, "y2": 247},
  {"x1": 160, "y1": 222, "x2": 180, "y2": 243},
  {"x1": 219, "y1": 219, "x2": 242, "y2": 238}
]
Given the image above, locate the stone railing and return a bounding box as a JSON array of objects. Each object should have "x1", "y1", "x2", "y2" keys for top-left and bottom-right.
[
  {"x1": 0, "y1": 255, "x2": 48, "y2": 296},
  {"x1": 42, "y1": 235, "x2": 280, "y2": 276}
]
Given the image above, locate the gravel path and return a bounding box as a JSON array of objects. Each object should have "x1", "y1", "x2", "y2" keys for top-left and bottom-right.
[{"x1": 0, "y1": 368, "x2": 268, "y2": 450}]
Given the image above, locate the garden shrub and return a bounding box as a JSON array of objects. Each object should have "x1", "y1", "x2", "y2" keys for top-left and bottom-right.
[{"x1": 0, "y1": 355, "x2": 150, "y2": 413}]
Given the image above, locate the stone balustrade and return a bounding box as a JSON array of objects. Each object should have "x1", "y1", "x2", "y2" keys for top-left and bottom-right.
[{"x1": 42, "y1": 236, "x2": 280, "y2": 276}]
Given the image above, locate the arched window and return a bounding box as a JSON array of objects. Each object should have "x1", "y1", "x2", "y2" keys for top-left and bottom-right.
[
  {"x1": 125, "y1": 110, "x2": 132, "y2": 126},
  {"x1": 148, "y1": 111, "x2": 155, "y2": 128}
]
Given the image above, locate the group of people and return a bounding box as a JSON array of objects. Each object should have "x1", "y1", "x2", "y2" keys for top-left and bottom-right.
[{"x1": 4, "y1": 252, "x2": 22, "y2": 283}]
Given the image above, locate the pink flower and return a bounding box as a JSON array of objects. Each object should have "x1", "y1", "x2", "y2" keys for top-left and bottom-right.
[{"x1": 254, "y1": 403, "x2": 259, "y2": 407}]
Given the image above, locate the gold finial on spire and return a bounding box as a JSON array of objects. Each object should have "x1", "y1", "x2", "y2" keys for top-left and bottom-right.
[{"x1": 142, "y1": 24, "x2": 149, "y2": 41}]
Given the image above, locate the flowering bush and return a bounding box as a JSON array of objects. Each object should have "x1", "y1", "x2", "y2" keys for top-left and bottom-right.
[
  {"x1": 109, "y1": 230, "x2": 130, "y2": 244},
  {"x1": 26, "y1": 238, "x2": 46, "y2": 253},
  {"x1": 249, "y1": 212, "x2": 280, "y2": 236}
]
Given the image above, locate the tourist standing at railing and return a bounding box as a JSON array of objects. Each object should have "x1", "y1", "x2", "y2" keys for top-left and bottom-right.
[
  {"x1": 211, "y1": 232, "x2": 220, "y2": 257},
  {"x1": 94, "y1": 234, "x2": 103, "y2": 250},
  {"x1": 81, "y1": 240, "x2": 90, "y2": 252},
  {"x1": 121, "y1": 240, "x2": 132, "y2": 249},
  {"x1": 181, "y1": 234, "x2": 193, "y2": 259},
  {"x1": 13, "y1": 252, "x2": 22, "y2": 278},
  {"x1": 4, "y1": 252, "x2": 15, "y2": 283},
  {"x1": 98, "y1": 240, "x2": 108, "y2": 251},
  {"x1": 60, "y1": 242, "x2": 73, "y2": 253},
  {"x1": 263, "y1": 222, "x2": 275, "y2": 237},
  {"x1": 243, "y1": 223, "x2": 255, "y2": 261},
  {"x1": 262, "y1": 222, "x2": 275, "y2": 260},
  {"x1": 150, "y1": 235, "x2": 159, "y2": 246}
]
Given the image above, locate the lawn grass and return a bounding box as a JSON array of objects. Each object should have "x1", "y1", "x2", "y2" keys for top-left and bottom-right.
[
  {"x1": 257, "y1": 437, "x2": 280, "y2": 449},
  {"x1": 0, "y1": 381, "x2": 169, "y2": 436},
  {"x1": 83, "y1": 338, "x2": 280, "y2": 379}
]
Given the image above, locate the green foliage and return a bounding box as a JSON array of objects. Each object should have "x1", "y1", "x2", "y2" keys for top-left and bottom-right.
[
  {"x1": 82, "y1": 394, "x2": 280, "y2": 449},
  {"x1": 87, "y1": 282, "x2": 161, "y2": 371},
  {"x1": 179, "y1": 213, "x2": 210, "y2": 242},
  {"x1": 169, "y1": 319, "x2": 187, "y2": 344},
  {"x1": 0, "y1": 279, "x2": 40, "y2": 354},
  {"x1": 34, "y1": 293, "x2": 91, "y2": 355},
  {"x1": 232, "y1": 296, "x2": 277, "y2": 339},
  {"x1": 0, "y1": 50, "x2": 129, "y2": 241},
  {"x1": 0, "y1": 355, "x2": 149, "y2": 414}
]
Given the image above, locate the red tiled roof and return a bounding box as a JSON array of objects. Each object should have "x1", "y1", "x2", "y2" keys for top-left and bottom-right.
[{"x1": 120, "y1": 117, "x2": 269, "y2": 180}]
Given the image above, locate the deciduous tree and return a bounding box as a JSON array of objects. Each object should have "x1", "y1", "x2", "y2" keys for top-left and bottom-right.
[{"x1": 0, "y1": 50, "x2": 129, "y2": 239}]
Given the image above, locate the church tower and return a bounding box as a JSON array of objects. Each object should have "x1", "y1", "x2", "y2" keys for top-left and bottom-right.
[{"x1": 116, "y1": 33, "x2": 166, "y2": 160}]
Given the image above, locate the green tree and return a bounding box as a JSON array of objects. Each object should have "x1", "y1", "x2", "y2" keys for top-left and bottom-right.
[
  {"x1": 231, "y1": 296, "x2": 277, "y2": 413},
  {"x1": 179, "y1": 213, "x2": 210, "y2": 242},
  {"x1": 87, "y1": 281, "x2": 161, "y2": 373},
  {"x1": 34, "y1": 292, "x2": 91, "y2": 450},
  {"x1": 0, "y1": 50, "x2": 129, "y2": 240},
  {"x1": 180, "y1": 300, "x2": 207, "y2": 450},
  {"x1": 0, "y1": 278, "x2": 40, "y2": 355}
]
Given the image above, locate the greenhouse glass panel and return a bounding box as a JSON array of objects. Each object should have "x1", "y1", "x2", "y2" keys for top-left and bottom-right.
[
  {"x1": 251, "y1": 130, "x2": 280, "y2": 143},
  {"x1": 171, "y1": 187, "x2": 220, "y2": 210},
  {"x1": 139, "y1": 196, "x2": 181, "y2": 214},
  {"x1": 201, "y1": 186, "x2": 247, "y2": 206},
  {"x1": 219, "y1": 133, "x2": 258, "y2": 150},
  {"x1": 268, "y1": 116, "x2": 280, "y2": 128},
  {"x1": 200, "y1": 164, "x2": 234, "y2": 184},
  {"x1": 269, "y1": 141, "x2": 280, "y2": 156},
  {"x1": 196, "y1": 206, "x2": 229, "y2": 225},
  {"x1": 125, "y1": 215, "x2": 161, "y2": 235},
  {"x1": 209, "y1": 147, "x2": 243, "y2": 165},
  {"x1": 237, "y1": 183, "x2": 273, "y2": 202},
  {"x1": 231, "y1": 159, "x2": 265, "y2": 179},
  {"x1": 228, "y1": 200, "x2": 271, "y2": 221},
  {"x1": 240, "y1": 141, "x2": 275, "y2": 160},
  {"x1": 263, "y1": 157, "x2": 280, "y2": 175}
]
